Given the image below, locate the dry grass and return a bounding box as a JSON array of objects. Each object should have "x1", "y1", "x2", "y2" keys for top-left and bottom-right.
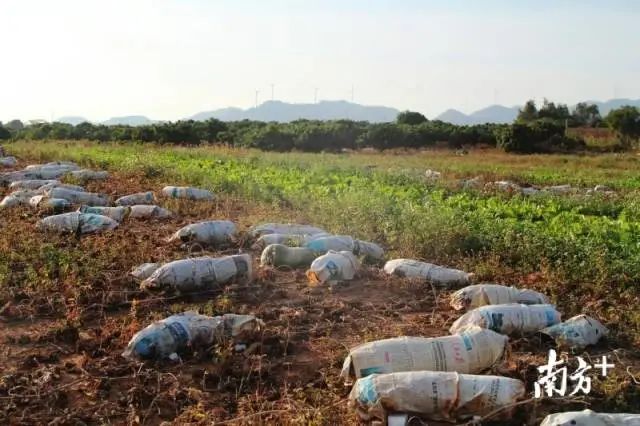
[{"x1": 0, "y1": 150, "x2": 638, "y2": 425}]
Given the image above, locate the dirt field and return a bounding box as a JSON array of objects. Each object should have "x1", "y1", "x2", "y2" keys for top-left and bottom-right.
[{"x1": 0, "y1": 157, "x2": 638, "y2": 425}]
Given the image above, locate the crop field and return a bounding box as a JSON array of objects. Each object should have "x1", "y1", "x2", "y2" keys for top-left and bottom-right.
[{"x1": 1, "y1": 140, "x2": 639, "y2": 424}]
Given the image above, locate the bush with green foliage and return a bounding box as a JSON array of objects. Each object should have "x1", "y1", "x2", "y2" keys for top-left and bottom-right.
[
  {"x1": 0, "y1": 125, "x2": 10, "y2": 140},
  {"x1": 244, "y1": 124, "x2": 295, "y2": 151},
  {"x1": 397, "y1": 110, "x2": 428, "y2": 125},
  {"x1": 606, "y1": 106, "x2": 640, "y2": 148},
  {"x1": 10, "y1": 102, "x2": 598, "y2": 153},
  {"x1": 495, "y1": 121, "x2": 581, "y2": 153}
]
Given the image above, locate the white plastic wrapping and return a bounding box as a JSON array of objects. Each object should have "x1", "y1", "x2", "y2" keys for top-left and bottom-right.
[
  {"x1": 130, "y1": 263, "x2": 161, "y2": 281},
  {"x1": 0, "y1": 156, "x2": 18, "y2": 167},
  {"x1": 541, "y1": 315, "x2": 608, "y2": 350},
  {"x1": 341, "y1": 326, "x2": 508, "y2": 381},
  {"x1": 384, "y1": 259, "x2": 472, "y2": 287},
  {"x1": 8, "y1": 179, "x2": 60, "y2": 190},
  {"x1": 424, "y1": 169, "x2": 441, "y2": 179},
  {"x1": 594, "y1": 184, "x2": 613, "y2": 193},
  {"x1": 141, "y1": 254, "x2": 252, "y2": 293},
  {"x1": 251, "y1": 233, "x2": 323, "y2": 250},
  {"x1": 161, "y1": 186, "x2": 214, "y2": 200},
  {"x1": 24, "y1": 163, "x2": 80, "y2": 179},
  {"x1": 306, "y1": 250, "x2": 359, "y2": 285},
  {"x1": 260, "y1": 244, "x2": 317, "y2": 269},
  {"x1": 546, "y1": 184, "x2": 572, "y2": 194},
  {"x1": 540, "y1": 410, "x2": 640, "y2": 426},
  {"x1": 461, "y1": 176, "x2": 483, "y2": 189},
  {"x1": 249, "y1": 223, "x2": 326, "y2": 238},
  {"x1": 78, "y1": 205, "x2": 130, "y2": 222},
  {"x1": 46, "y1": 187, "x2": 109, "y2": 206},
  {"x1": 167, "y1": 220, "x2": 236, "y2": 245},
  {"x1": 490, "y1": 180, "x2": 522, "y2": 192},
  {"x1": 0, "y1": 171, "x2": 38, "y2": 184},
  {"x1": 25, "y1": 161, "x2": 79, "y2": 171},
  {"x1": 304, "y1": 235, "x2": 385, "y2": 260},
  {"x1": 115, "y1": 191, "x2": 155, "y2": 206},
  {"x1": 450, "y1": 304, "x2": 561, "y2": 335},
  {"x1": 521, "y1": 187, "x2": 540, "y2": 196},
  {"x1": 29, "y1": 195, "x2": 70, "y2": 211},
  {"x1": 450, "y1": 284, "x2": 550, "y2": 311},
  {"x1": 128, "y1": 205, "x2": 173, "y2": 219},
  {"x1": 69, "y1": 169, "x2": 109, "y2": 180},
  {"x1": 0, "y1": 190, "x2": 39, "y2": 208},
  {"x1": 349, "y1": 371, "x2": 525, "y2": 422},
  {"x1": 122, "y1": 311, "x2": 264, "y2": 360},
  {"x1": 37, "y1": 182, "x2": 86, "y2": 193},
  {"x1": 37, "y1": 212, "x2": 119, "y2": 234}
]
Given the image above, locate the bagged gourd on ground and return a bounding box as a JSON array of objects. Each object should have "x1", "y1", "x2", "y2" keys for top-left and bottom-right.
[
  {"x1": 0, "y1": 170, "x2": 38, "y2": 184},
  {"x1": 521, "y1": 187, "x2": 540, "y2": 196},
  {"x1": 251, "y1": 233, "x2": 315, "y2": 250},
  {"x1": 249, "y1": 223, "x2": 326, "y2": 238},
  {"x1": 349, "y1": 371, "x2": 525, "y2": 423},
  {"x1": 306, "y1": 250, "x2": 359, "y2": 285},
  {"x1": 594, "y1": 184, "x2": 613, "y2": 193},
  {"x1": 167, "y1": 220, "x2": 236, "y2": 246},
  {"x1": 461, "y1": 176, "x2": 482, "y2": 189},
  {"x1": 122, "y1": 311, "x2": 264, "y2": 360},
  {"x1": 37, "y1": 212, "x2": 119, "y2": 234},
  {"x1": 384, "y1": 259, "x2": 472, "y2": 287},
  {"x1": 541, "y1": 315, "x2": 608, "y2": 350},
  {"x1": 450, "y1": 303, "x2": 561, "y2": 335},
  {"x1": 340, "y1": 326, "x2": 508, "y2": 382},
  {"x1": 424, "y1": 169, "x2": 441, "y2": 179},
  {"x1": 450, "y1": 284, "x2": 550, "y2": 311},
  {"x1": 490, "y1": 180, "x2": 522, "y2": 192},
  {"x1": 141, "y1": 254, "x2": 252, "y2": 293},
  {"x1": 128, "y1": 205, "x2": 173, "y2": 219},
  {"x1": 0, "y1": 190, "x2": 39, "y2": 208},
  {"x1": 541, "y1": 410, "x2": 640, "y2": 426},
  {"x1": 78, "y1": 205, "x2": 130, "y2": 222},
  {"x1": 304, "y1": 235, "x2": 385, "y2": 260},
  {"x1": 115, "y1": 191, "x2": 155, "y2": 206},
  {"x1": 130, "y1": 263, "x2": 161, "y2": 281},
  {"x1": 27, "y1": 163, "x2": 80, "y2": 179},
  {"x1": 25, "y1": 161, "x2": 79, "y2": 171},
  {"x1": 260, "y1": 244, "x2": 317, "y2": 269},
  {"x1": 69, "y1": 169, "x2": 109, "y2": 180},
  {"x1": 9, "y1": 179, "x2": 60, "y2": 190},
  {"x1": 46, "y1": 187, "x2": 109, "y2": 206},
  {"x1": 546, "y1": 184, "x2": 572, "y2": 194},
  {"x1": 29, "y1": 195, "x2": 70, "y2": 212},
  {"x1": 38, "y1": 182, "x2": 86, "y2": 193},
  {"x1": 0, "y1": 157, "x2": 18, "y2": 167},
  {"x1": 162, "y1": 186, "x2": 214, "y2": 200}
]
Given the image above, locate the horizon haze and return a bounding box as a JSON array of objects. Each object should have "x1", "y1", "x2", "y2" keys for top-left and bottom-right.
[{"x1": 2, "y1": 0, "x2": 640, "y2": 123}]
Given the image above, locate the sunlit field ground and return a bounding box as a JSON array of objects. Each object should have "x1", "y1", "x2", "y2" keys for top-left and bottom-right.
[{"x1": 1, "y1": 140, "x2": 639, "y2": 424}]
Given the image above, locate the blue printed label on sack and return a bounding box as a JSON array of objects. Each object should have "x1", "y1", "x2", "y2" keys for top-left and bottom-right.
[
  {"x1": 357, "y1": 375, "x2": 379, "y2": 404},
  {"x1": 326, "y1": 260, "x2": 338, "y2": 278},
  {"x1": 485, "y1": 312, "x2": 504, "y2": 332},
  {"x1": 461, "y1": 333, "x2": 473, "y2": 351},
  {"x1": 166, "y1": 321, "x2": 189, "y2": 347},
  {"x1": 545, "y1": 309, "x2": 556, "y2": 326},
  {"x1": 360, "y1": 366, "x2": 384, "y2": 377}
]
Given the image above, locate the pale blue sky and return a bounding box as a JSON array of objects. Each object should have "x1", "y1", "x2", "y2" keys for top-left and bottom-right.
[{"x1": 2, "y1": 0, "x2": 639, "y2": 122}]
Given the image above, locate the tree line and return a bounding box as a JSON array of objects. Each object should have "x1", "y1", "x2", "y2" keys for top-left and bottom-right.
[{"x1": 1, "y1": 101, "x2": 639, "y2": 153}]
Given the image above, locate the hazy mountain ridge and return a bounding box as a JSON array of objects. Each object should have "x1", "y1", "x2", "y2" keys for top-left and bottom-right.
[
  {"x1": 434, "y1": 99, "x2": 640, "y2": 125},
  {"x1": 101, "y1": 116, "x2": 155, "y2": 126},
  {"x1": 51, "y1": 98, "x2": 640, "y2": 126},
  {"x1": 190, "y1": 100, "x2": 399, "y2": 123}
]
